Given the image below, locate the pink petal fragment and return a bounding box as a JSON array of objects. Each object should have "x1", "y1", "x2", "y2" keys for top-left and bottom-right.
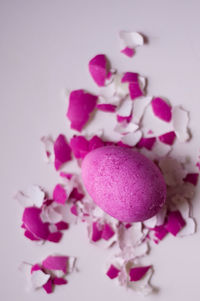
[
  {"x1": 31, "y1": 264, "x2": 41, "y2": 273},
  {"x1": 59, "y1": 172, "x2": 73, "y2": 180},
  {"x1": 70, "y1": 135, "x2": 89, "y2": 159},
  {"x1": 164, "y1": 211, "x2": 186, "y2": 236},
  {"x1": 54, "y1": 134, "x2": 71, "y2": 170},
  {"x1": 129, "y1": 266, "x2": 151, "y2": 281},
  {"x1": 101, "y1": 224, "x2": 115, "y2": 240},
  {"x1": 70, "y1": 187, "x2": 84, "y2": 201},
  {"x1": 129, "y1": 82, "x2": 143, "y2": 100},
  {"x1": 151, "y1": 98, "x2": 172, "y2": 122},
  {"x1": 153, "y1": 225, "x2": 168, "y2": 241},
  {"x1": 22, "y1": 207, "x2": 49, "y2": 240},
  {"x1": 137, "y1": 137, "x2": 156, "y2": 150},
  {"x1": 88, "y1": 54, "x2": 109, "y2": 87},
  {"x1": 121, "y1": 47, "x2": 135, "y2": 57},
  {"x1": 117, "y1": 114, "x2": 132, "y2": 123},
  {"x1": 55, "y1": 221, "x2": 69, "y2": 231},
  {"x1": 53, "y1": 277, "x2": 68, "y2": 285},
  {"x1": 70, "y1": 204, "x2": 78, "y2": 216},
  {"x1": 91, "y1": 222, "x2": 103, "y2": 242},
  {"x1": 47, "y1": 231, "x2": 63, "y2": 243},
  {"x1": 89, "y1": 135, "x2": 105, "y2": 151},
  {"x1": 42, "y1": 256, "x2": 68, "y2": 274},
  {"x1": 159, "y1": 131, "x2": 176, "y2": 145},
  {"x1": 121, "y1": 72, "x2": 138, "y2": 83},
  {"x1": 106, "y1": 264, "x2": 120, "y2": 279},
  {"x1": 43, "y1": 278, "x2": 53, "y2": 294},
  {"x1": 53, "y1": 184, "x2": 67, "y2": 205},
  {"x1": 183, "y1": 173, "x2": 199, "y2": 186},
  {"x1": 96, "y1": 103, "x2": 117, "y2": 112},
  {"x1": 67, "y1": 90, "x2": 98, "y2": 132},
  {"x1": 24, "y1": 230, "x2": 40, "y2": 241}
]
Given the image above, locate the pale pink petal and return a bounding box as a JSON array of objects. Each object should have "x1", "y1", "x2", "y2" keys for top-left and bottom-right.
[
  {"x1": 97, "y1": 103, "x2": 117, "y2": 112},
  {"x1": 53, "y1": 184, "x2": 67, "y2": 205},
  {"x1": 70, "y1": 135, "x2": 89, "y2": 159},
  {"x1": 183, "y1": 173, "x2": 199, "y2": 186},
  {"x1": 129, "y1": 266, "x2": 151, "y2": 281},
  {"x1": 47, "y1": 231, "x2": 63, "y2": 243},
  {"x1": 121, "y1": 47, "x2": 135, "y2": 57},
  {"x1": 159, "y1": 131, "x2": 176, "y2": 145},
  {"x1": 137, "y1": 137, "x2": 156, "y2": 150},
  {"x1": 101, "y1": 224, "x2": 115, "y2": 240},
  {"x1": 54, "y1": 134, "x2": 71, "y2": 170},
  {"x1": 42, "y1": 256, "x2": 68, "y2": 274},
  {"x1": 164, "y1": 211, "x2": 185, "y2": 236},
  {"x1": 43, "y1": 278, "x2": 53, "y2": 294},
  {"x1": 151, "y1": 97, "x2": 172, "y2": 122},
  {"x1": 22, "y1": 207, "x2": 50, "y2": 240},
  {"x1": 88, "y1": 54, "x2": 109, "y2": 87},
  {"x1": 106, "y1": 264, "x2": 120, "y2": 279},
  {"x1": 15, "y1": 185, "x2": 45, "y2": 208},
  {"x1": 66, "y1": 90, "x2": 98, "y2": 131},
  {"x1": 172, "y1": 106, "x2": 190, "y2": 142}
]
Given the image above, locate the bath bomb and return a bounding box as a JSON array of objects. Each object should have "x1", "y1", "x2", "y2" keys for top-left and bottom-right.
[{"x1": 82, "y1": 146, "x2": 166, "y2": 222}]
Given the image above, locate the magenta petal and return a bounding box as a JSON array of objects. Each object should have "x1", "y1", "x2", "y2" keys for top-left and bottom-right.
[
  {"x1": 137, "y1": 137, "x2": 156, "y2": 150},
  {"x1": 59, "y1": 172, "x2": 73, "y2": 180},
  {"x1": 121, "y1": 47, "x2": 135, "y2": 57},
  {"x1": 70, "y1": 187, "x2": 84, "y2": 201},
  {"x1": 53, "y1": 277, "x2": 68, "y2": 285},
  {"x1": 106, "y1": 265, "x2": 120, "y2": 279},
  {"x1": 88, "y1": 54, "x2": 108, "y2": 87},
  {"x1": 31, "y1": 264, "x2": 41, "y2": 273},
  {"x1": 55, "y1": 221, "x2": 69, "y2": 231},
  {"x1": 129, "y1": 82, "x2": 143, "y2": 100},
  {"x1": 70, "y1": 135, "x2": 89, "y2": 159},
  {"x1": 24, "y1": 230, "x2": 40, "y2": 241},
  {"x1": 129, "y1": 266, "x2": 151, "y2": 281},
  {"x1": 54, "y1": 134, "x2": 71, "y2": 170},
  {"x1": 43, "y1": 278, "x2": 53, "y2": 294},
  {"x1": 70, "y1": 204, "x2": 78, "y2": 216},
  {"x1": 89, "y1": 135, "x2": 105, "y2": 151},
  {"x1": 121, "y1": 72, "x2": 138, "y2": 83},
  {"x1": 164, "y1": 211, "x2": 185, "y2": 236},
  {"x1": 117, "y1": 114, "x2": 132, "y2": 123},
  {"x1": 47, "y1": 231, "x2": 63, "y2": 243},
  {"x1": 183, "y1": 173, "x2": 199, "y2": 186},
  {"x1": 67, "y1": 90, "x2": 98, "y2": 132},
  {"x1": 53, "y1": 184, "x2": 67, "y2": 205},
  {"x1": 42, "y1": 256, "x2": 68, "y2": 274},
  {"x1": 153, "y1": 225, "x2": 168, "y2": 241},
  {"x1": 22, "y1": 207, "x2": 49, "y2": 240},
  {"x1": 101, "y1": 224, "x2": 115, "y2": 240},
  {"x1": 91, "y1": 222, "x2": 103, "y2": 242},
  {"x1": 151, "y1": 98, "x2": 172, "y2": 122},
  {"x1": 96, "y1": 104, "x2": 117, "y2": 112},
  {"x1": 159, "y1": 131, "x2": 176, "y2": 145}
]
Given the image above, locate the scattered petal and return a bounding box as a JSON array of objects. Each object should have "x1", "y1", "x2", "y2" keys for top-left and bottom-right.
[
  {"x1": 129, "y1": 266, "x2": 151, "y2": 282},
  {"x1": 42, "y1": 256, "x2": 68, "y2": 274},
  {"x1": 164, "y1": 211, "x2": 185, "y2": 236},
  {"x1": 89, "y1": 54, "x2": 109, "y2": 87},
  {"x1": 31, "y1": 270, "x2": 50, "y2": 289},
  {"x1": 15, "y1": 185, "x2": 45, "y2": 208},
  {"x1": 119, "y1": 31, "x2": 144, "y2": 51},
  {"x1": 151, "y1": 97, "x2": 172, "y2": 122},
  {"x1": 101, "y1": 224, "x2": 115, "y2": 240},
  {"x1": 121, "y1": 47, "x2": 135, "y2": 57},
  {"x1": 43, "y1": 278, "x2": 53, "y2": 294},
  {"x1": 41, "y1": 135, "x2": 55, "y2": 163},
  {"x1": 183, "y1": 173, "x2": 199, "y2": 186},
  {"x1": 137, "y1": 137, "x2": 156, "y2": 150},
  {"x1": 106, "y1": 265, "x2": 120, "y2": 279},
  {"x1": 54, "y1": 134, "x2": 71, "y2": 170},
  {"x1": 53, "y1": 184, "x2": 68, "y2": 205},
  {"x1": 97, "y1": 103, "x2": 117, "y2": 112},
  {"x1": 159, "y1": 131, "x2": 176, "y2": 145}
]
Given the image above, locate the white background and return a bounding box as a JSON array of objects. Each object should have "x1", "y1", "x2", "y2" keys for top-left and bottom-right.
[{"x1": 1, "y1": 0, "x2": 200, "y2": 300}]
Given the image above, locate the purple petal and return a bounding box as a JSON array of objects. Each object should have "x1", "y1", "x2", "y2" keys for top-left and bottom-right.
[
  {"x1": 88, "y1": 54, "x2": 109, "y2": 87},
  {"x1": 54, "y1": 134, "x2": 71, "y2": 170},
  {"x1": 67, "y1": 90, "x2": 98, "y2": 132},
  {"x1": 183, "y1": 173, "x2": 199, "y2": 186},
  {"x1": 106, "y1": 265, "x2": 120, "y2": 279},
  {"x1": 159, "y1": 131, "x2": 176, "y2": 145},
  {"x1": 129, "y1": 266, "x2": 151, "y2": 281},
  {"x1": 47, "y1": 231, "x2": 63, "y2": 243},
  {"x1": 151, "y1": 97, "x2": 172, "y2": 122},
  {"x1": 42, "y1": 256, "x2": 68, "y2": 274},
  {"x1": 164, "y1": 211, "x2": 185, "y2": 236}
]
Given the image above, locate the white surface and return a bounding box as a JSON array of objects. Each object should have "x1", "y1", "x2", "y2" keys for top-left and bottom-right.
[{"x1": 1, "y1": 0, "x2": 200, "y2": 300}]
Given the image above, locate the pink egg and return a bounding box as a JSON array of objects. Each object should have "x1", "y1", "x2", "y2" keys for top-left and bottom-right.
[{"x1": 82, "y1": 146, "x2": 166, "y2": 222}]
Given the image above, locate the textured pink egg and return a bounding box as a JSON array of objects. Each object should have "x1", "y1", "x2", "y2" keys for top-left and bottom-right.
[{"x1": 82, "y1": 146, "x2": 166, "y2": 222}]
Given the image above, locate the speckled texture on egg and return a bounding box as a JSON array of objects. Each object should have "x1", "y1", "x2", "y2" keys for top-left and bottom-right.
[{"x1": 82, "y1": 146, "x2": 166, "y2": 222}]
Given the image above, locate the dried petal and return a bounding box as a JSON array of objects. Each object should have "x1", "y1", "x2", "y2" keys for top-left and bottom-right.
[
  {"x1": 151, "y1": 97, "x2": 172, "y2": 122},
  {"x1": 54, "y1": 134, "x2": 71, "y2": 170},
  {"x1": 89, "y1": 54, "x2": 109, "y2": 87},
  {"x1": 159, "y1": 131, "x2": 176, "y2": 145}
]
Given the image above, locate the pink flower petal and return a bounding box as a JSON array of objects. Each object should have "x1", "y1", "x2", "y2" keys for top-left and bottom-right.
[
  {"x1": 31, "y1": 264, "x2": 41, "y2": 273},
  {"x1": 66, "y1": 90, "x2": 98, "y2": 132},
  {"x1": 89, "y1": 135, "x2": 105, "y2": 151},
  {"x1": 22, "y1": 207, "x2": 49, "y2": 240},
  {"x1": 70, "y1": 187, "x2": 84, "y2": 201},
  {"x1": 96, "y1": 103, "x2": 117, "y2": 112},
  {"x1": 121, "y1": 47, "x2": 135, "y2": 57},
  {"x1": 106, "y1": 264, "x2": 120, "y2": 279},
  {"x1": 129, "y1": 266, "x2": 151, "y2": 281},
  {"x1": 88, "y1": 54, "x2": 109, "y2": 87},
  {"x1": 42, "y1": 256, "x2": 68, "y2": 274},
  {"x1": 152, "y1": 225, "x2": 168, "y2": 241},
  {"x1": 137, "y1": 137, "x2": 156, "y2": 150},
  {"x1": 55, "y1": 221, "x2": 69, "y2": 231},
  {"x1": 164, "y1": 211, "x2": 186, "y2": 236},
  {"x1": 53, "y1": 184, "x2": 67, "y2": 205},
  {"x1": 70, "y1": 204, "x2": 78, "y2": 216},
  {"x1": 70, "y1": 135, "x2": 89, "y2": 159},
  {"x1": 129, "y1": 82, "x2": 143, "y2": 100},
  {"x1": 183, "y1": 173, "x2": 199, "y2": 186},
  {"x1": 43, "y1": 278, "x2": 53, "y2": 294},
  {"x1": 101, "y1": 224, "x2": 115, "y2": 240},
  {"x1": 151, "y1": 98, "x2": 172, "y2": 122},
  {"x1": 53, "y1": 277, "x2": 68, "y2": 285},
  {"x1": 117, "y1": 114, "x2": 132, "y2": 123},
  {"x1": 24, "y1": 230, "x2": 40, "y2": 241},
  {"x1": 158, "y1": 131, "x2": 176, "y2": 145},
  {"x1": 59, "y1": 172, "x2": 73, "y2": 180},
  {"x1": 121, "y1": 72, "x2": 138, "y2": 83},
  {"x1": 47, "y1": 231, "x2": 63, "y2": 243},
  {"x1": 54, "y1": 134, "x2": 71, "y2": 170},
  {"x1": 91, "y1": 222, "x2": 103, "y2": 242}
]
